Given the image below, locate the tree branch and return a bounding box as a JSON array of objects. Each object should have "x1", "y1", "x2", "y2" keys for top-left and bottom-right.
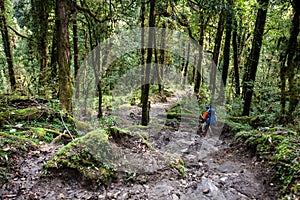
[
  {"x1": 8, "y1": 26, "x2": 29, "y2": 39},
  {"x1": 75, "y1": 3, "x2": 111, "y2": 23}
]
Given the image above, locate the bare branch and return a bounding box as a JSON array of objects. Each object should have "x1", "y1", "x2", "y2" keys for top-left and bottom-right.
[{"x1": 8, "y1": 26, "x2": 29, "y2": 39}]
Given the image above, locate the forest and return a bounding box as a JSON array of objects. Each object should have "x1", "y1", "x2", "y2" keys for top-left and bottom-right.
[{"x1": 0, "y1": 0, "x2": 299, "y2": 199}]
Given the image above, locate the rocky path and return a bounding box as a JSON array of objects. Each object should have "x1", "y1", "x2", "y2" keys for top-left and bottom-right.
[{"x1": 0, "y1": 92, "x2": 276, "y2": 199}]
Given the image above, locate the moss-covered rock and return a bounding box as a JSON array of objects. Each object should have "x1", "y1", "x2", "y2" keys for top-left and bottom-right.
[
  {"x1": 45, "y1": 127, "x2": 185, "y2": 187},
  {"x1": 45, "y1": 129, "x2": 116, "y2": 186}
]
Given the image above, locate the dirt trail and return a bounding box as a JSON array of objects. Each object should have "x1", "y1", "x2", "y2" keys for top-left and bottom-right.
[{"x1": 0, "y1": 92, "x2": 277, "y2": 199}]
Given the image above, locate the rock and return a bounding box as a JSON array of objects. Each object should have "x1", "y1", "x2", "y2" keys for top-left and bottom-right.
[
  {"x1": 203, "y1": 188, "x2": 210, "y2": 194},
  {"x1": 120, "y1": 192, "x2": 128, "y2": 200},
  {"x1": 98, "y1": 194, "x2": 106, "y2": 199},
  {"x1": 172, "y1": 194, "x2": 180, "y2": 200},
  {"x1": 15, "y1": 124, "x2": 24, "y2": 128},
  {"x1": 220, "y1": 177, "x2": 228, "y2": 183}
]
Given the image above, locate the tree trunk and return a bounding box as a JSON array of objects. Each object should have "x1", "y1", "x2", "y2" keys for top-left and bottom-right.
[
  {"x1": 50, "y1": 1, "x2": 59, "y2": 97},
  {"x1": 232, "y1": 18, "x2": 240, "y2": 96},
  {"x1": 286, "y1": 0, "x2": 300, "y2": 117},
  {"x1": 73, "y1": 14, "x2": 80, "y2": 99},
  {"x1": 242, "y1": 0, "x2": 269, "y2": 116},
  {"x1": 221, "y1": 0, "x2": 233, "y2": 89},
  {"x1": 210, "y1": 12, "x2": 224, "y2": 97},
  {"x1": 194, "y1": 12, "x2": 204, "y2": 94},
  {"x1": 158, "y1": 23, "x2": 166, "y2": 92},
  {"x1": 0, "y1": 0, "x2": 16, "y2": 91},
  {"x1": 57, "y1": 0, "x2": 72, "y2": 112},
  {"x1": 141, "y1": 0, "x2": 155, "y2": 126},
  {"x1": 140, "y1": 0, "x2": 146, "y2": 103},
  {"x1": 183, "y1": 43, "x2": 190, "y2": 85},
  {"x1": 152, "y1": 32, "x2": 161, "y2": 89},
  {"x1": 31, "y1": 0, "x2": 49, "y2": 95}
]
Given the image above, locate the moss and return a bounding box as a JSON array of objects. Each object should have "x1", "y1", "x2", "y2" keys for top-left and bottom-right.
[
  {"x1": 45, "y1": 129, "x2": 116, "y2": 186},
  {"x1": 75, "y1": 119, "x2": 93, "y2": 132},
  {"x1": 170, "y1": 156, "x2": 186, "y2": 177},
  {"x1": 32, "y1": 127, "x2": 46, "y2": 139},
  {"x1": 0, "y1": 107, "x2": 40, "y2": 122}
]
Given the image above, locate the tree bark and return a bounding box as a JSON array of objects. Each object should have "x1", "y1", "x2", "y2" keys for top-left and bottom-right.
[
  {"x1": 242, "y1": 0, "x2": 269, "y2": 116},
  {"x1": 183, "y1": 43, "x2": 190, "y2": 85},
  {"x1": 210, "y1": 12, "x2": 224, "y2": 97},
  {"x1": 50, "y1": 1, "x2": 59, "y2": 97},
  {"x1": 57, "y1": 0, "x2": 73, "y2": 112},
  {"x1": 140, "y1": 0, "x2": 146, "y2": 103},
  {"x1": 286, "y1": 0, "x2": 300, "y2": 117},
  {"x1": 158, "y1": 23, "x2": 166, "y2": 92},
  {"x1": 221, "y1": 0, "x2": 233, "y2": 89},
  {"x1": 232, "y1": 18, "x2": 240, "y2": 96},
  {"x1": 0, "y1": 0, "x2": 16, "y2": 91},
  {"x1": 141, "y1": 0, "x2": 155, "y2": 126},
  {"x1": 194, "y1": 12, "x2": 204, "y2": 94},
  {"x1": 73, "y1": 14, "x2": 80, "y2": 99},
  {"x1": 31, "y1": 0, "x2": 49, "y2": 95}
]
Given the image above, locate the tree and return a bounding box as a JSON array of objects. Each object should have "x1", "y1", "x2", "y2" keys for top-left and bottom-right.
[
  {"x1": 232, "y1": 17, "x2": 240, "y2": 96},
  {"x1": 141, "y1": 0, "x2": 155, "y2": 126},
  {"x1": 57, "y1": 0, "x2": 73, "y2": 112},
  {"x1": 287, "y1": 0, "x2": 300, "y2": 115},
  {"x1": 221, "y1": 0, "x2": 233, "y2": 89},
  {"x1": 210, "y1": 12, "x2": 224, "y2": 97},
  {"x1": 242, "y1": 0, "x2": 269, "y2": 116},
  {"x1": 0, "y1": 0, "x2": 16, "y2": 91},
  {"x1": 30, "y1": 0, "x2": 51, "y2": 95},
  {"x1": 194, "y1": 12, "x2": 205, "y2": 94}
]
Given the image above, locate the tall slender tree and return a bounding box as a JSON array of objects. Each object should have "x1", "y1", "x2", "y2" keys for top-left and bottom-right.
[
  {"x1": 194, "y1": 12, "x2": 205, "y2": 94},
  {"x1": 141, "y1": 0, "x2": 155, "y2": 126},
  {"x1": 242, "y1": 0, "x2": 269, "y2": 116},
  {"x1": 221, "y1": 0, "x2": 233, "y2": 89},
  {"x1": 0, "y1": 0, "x2": 16, "y2": 91},
  {"x1": 210, "y1": 12, "x2": 224, "y2": 97},
  {"x1": 232, "y1": 18, "x2": 240, "y2": 96}
]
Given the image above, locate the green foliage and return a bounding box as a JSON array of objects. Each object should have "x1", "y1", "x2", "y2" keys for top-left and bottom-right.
[
  {"x1": 170, "y1": 156, "x2": 186, "y2": 177},
  {"x1": 236, "y1": 127, "x2": 300, "y2": 197}
]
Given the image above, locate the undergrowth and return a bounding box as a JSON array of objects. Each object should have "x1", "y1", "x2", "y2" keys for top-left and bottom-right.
[{"x1": 236, "y1": 126, "x2": 300, "y2": 199}]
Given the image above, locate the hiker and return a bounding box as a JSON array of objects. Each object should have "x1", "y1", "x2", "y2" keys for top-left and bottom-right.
[
  {"x1": 198, "y1": 105, "x2": 217, "y2": 137},
  {"x1": 199, "y1": 105, "x2": 210, "y2": 136}
]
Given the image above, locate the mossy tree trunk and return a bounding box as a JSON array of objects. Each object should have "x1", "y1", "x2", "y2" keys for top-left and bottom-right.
[
  {"x1": 31, "y1": 0, "x2": 50, "y2": 95},
  {"x1": 57, "y1": 0, "x2": 73, "y2": 112},
  {"x1": 286, "y1": 0, "x2": 300, "y2": 118},
  {"x1": 141, "y1": 0, "x2": 155, "y2": 126},
  {"x1": 50, "y1": 8, "x2": 59, "y2": 97},
  {"x1": 73, "y1": 13, "x2": 80, "y2": 99},
  {"x1": 242, "y1": 0, "x2": 269, "y2": 116},
  {"x1": 0, "y1": 0, "x2": 16, "y2": 92}
]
